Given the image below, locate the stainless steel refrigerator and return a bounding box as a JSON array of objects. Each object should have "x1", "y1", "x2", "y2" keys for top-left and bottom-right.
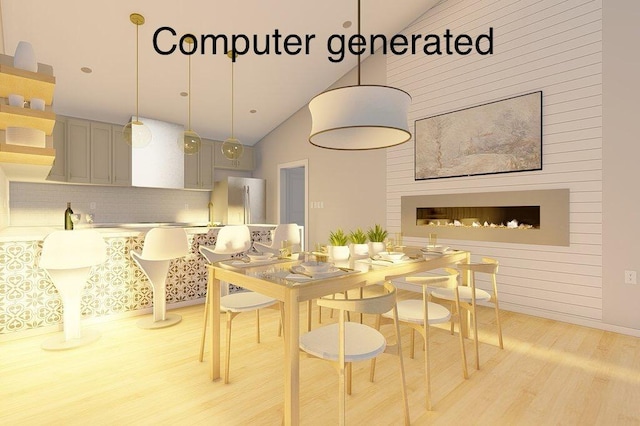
[{"x1": 211, "y1": 177, "x2": 266, "y2": 225}]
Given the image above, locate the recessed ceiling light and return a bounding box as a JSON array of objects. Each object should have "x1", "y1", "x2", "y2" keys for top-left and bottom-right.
[
  {"x1": 250, "y1": 109, "x2": 257, "y2": 114},
  {"x1": 80, "y1": 67, "x2": 92, "y2": 74},
  {"x1": 343, "y1": 21, "x2": 352, "y2": 28},
  {"x1": 180, "y1": 91, "x2": 188, "y2": 97}
]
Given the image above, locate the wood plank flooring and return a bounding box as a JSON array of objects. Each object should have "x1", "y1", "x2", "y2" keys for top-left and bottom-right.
[{"x1": 2, "y1": 292, "x2": 640, "y2": 425}]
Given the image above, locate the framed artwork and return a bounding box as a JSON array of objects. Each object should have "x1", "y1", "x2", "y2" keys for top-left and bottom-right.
[{"x1": 415, "y1": 91, "x2": 542, "y2": 180}]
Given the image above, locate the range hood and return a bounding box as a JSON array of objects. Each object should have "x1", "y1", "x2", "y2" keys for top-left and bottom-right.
[{"x1": 131, "y1": 116, "x2": 184, "y2": 189}]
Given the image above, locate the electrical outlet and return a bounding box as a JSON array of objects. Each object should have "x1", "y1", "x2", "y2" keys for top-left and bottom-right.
[
  {"x1": 625, "y1": 270, "x2": 637, "y2": 285},
  {"x1": 89, "y1": 202, "x2": 96, "y2": 210},
  {"x1": 184, "y1": 203, "x2": 189, "y2": 210}
]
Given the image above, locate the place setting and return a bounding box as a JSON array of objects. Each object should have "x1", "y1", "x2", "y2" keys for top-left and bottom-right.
[
  {"x1": 222, "y1": 251, "x2": 288, "y2": 268},
  {"x1": 356, "y1": 250, "x2": 421, "y2": 267},
  {"x1": 279, "y1": 260, "x2": 357, "y2": 282}
]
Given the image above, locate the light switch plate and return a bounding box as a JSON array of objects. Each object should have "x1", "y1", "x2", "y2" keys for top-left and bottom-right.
[{"x1": 624, "y1": 270, "x2": 637, "y2": 285}]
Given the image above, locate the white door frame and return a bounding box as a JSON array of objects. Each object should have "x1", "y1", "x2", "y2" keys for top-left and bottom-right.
[{"x1": 277, "y1": 159, "x2": 308, "y2": 251}]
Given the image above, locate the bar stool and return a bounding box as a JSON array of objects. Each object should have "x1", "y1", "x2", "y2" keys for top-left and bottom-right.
[
  {"x1": 131, "y1": 227, "x2": 189, "y2": 329},
  {"x1": 39, "y1": 230, "x2": 106, "y2": 350}
]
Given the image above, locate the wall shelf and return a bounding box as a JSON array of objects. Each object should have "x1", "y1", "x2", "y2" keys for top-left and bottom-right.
[
  {"x1": 0, "y1": 143, "x2": 55, "y2": 166},
  {"x1": 0, "y1": 64, "x2": 55, "y2": 104},
  {"x1": 0, "y1": 104, "x2": 56, "y2": 134}
]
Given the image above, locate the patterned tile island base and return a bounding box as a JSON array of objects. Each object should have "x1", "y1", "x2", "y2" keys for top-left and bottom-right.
[{"x1": 0, "y1": 227, "x2": 274, "y2": 336}]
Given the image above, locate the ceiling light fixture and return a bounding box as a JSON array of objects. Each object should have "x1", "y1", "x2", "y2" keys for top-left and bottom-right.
[
  {"x1": 221, "y1": 50, "x2": 244, "y2": 162},
  {"x1": 123, "y1": 13, "x2": 152, "y2": 148},
  {"x1": 308, "y1": 0, "x2": 411, "y2": 150},
  {"x1": 178, "y1": 36, "x2": 201, "y2": 155}
]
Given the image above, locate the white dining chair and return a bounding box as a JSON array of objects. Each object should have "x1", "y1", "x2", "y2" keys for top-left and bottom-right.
[
  {"x1": 431, "y1": 257, "x2": 503, "y2": 370},
  {"x1": 39, "y1": 230, "x2": 107, "y2": 350},
  {"x1": 254, "y1": 223, "x2": 301, "y2": 255},
  {"x1": 130, "y1": 227, "x2": 189, "y2": 329},
  {"x1": 299, "y1": 282, "x2": 410, "y2": 426},
  {"x1": 198, "y1": 225, "x2": 281, "y2": 383},
  {"x1": 375, "y1": 268, "x2": 468, "y2": 410}
]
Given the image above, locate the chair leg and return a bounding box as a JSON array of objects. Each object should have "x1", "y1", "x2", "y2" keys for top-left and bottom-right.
[
  {"x1": 370, "y1": 314, "x2": 381, "y2": 382},
  {"x1": 424, "y1": 325, "x2": 432, "y2": 411},
  {"x1": 224, "y1": 311, "x2": 234, "y2": 384},
  {"x1": 392, "y1": 309, "x2": 410, "y2": 426},
  {"x1": 472, "y1": 303, "x2": 480, "y2": 370},
  {"x1": 346, "y1": 362, "x2": 352, "y2": 396},
  {"x1": 278, "y1": 302, "x2": 284, "y2": 338},
  {"x1": 410, "y1": 328, "x2": 415, "y2": 359},
  {"x1": 255, "y1": 309, "x2": 261, "y2": 344},
  {"x1": 198, "y1": 280, "x2": 210, "y2": 362},
  {"x1": 307, "y1": 300, "x2": 312, "y2": 332}
]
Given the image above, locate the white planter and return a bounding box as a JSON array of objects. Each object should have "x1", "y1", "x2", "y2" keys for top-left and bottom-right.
[
  {"x1": 350, "y1": 243, "x2": 369, "y2": 257},
  {"x1": 14, "y1": 41, "x2": 38, "y2": 72},
  {"x1": 368, "y1": 241, "x2": 386, "y2": 256},
  {"x1": 327, "y1": 245, "x2": 350, "y2": 261}
]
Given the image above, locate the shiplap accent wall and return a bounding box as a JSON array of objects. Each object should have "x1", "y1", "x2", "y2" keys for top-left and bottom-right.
[{"x1": 386, "y1": 0, "x2": 602, "y2": 325}]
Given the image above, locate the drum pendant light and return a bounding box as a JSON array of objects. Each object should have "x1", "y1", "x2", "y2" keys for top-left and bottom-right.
[
  {"x1": 308, "y1": 0, "x2": 411, "y2": 150},
  {"x1": 123, "y1": 13, "x2": 152, "y2": 148},
  {"x1": 178, "y1": 36, "x2": 201, "y2": 155},
  {"x1": 221, "y1": 50, "x2": 245, "y2": 163}
]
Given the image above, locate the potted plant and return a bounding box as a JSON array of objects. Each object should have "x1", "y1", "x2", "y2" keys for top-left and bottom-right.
[
  {"x1": 348, "y1": 228, "x2": 369, "y2": 256},
  {"x1": 328, "y1": 228, "x2": 350, "y2": 261},
  {"x1": 367, "y1": 224, "x2": 388, "y2": 255}
]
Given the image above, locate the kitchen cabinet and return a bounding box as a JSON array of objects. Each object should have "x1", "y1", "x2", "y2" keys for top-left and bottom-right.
[
  {"x1": 184, "y1": 139, "x2": 214, "y2": 189},
  {"x1": 47, "y1": 117, "x2": 66, "y2": 181},
  {"x1": 50, "y1": 118, "x2": 131, "y2": 186},
  {"x1": 111, "y1": 125, "x2": 131, "y2": 186},
  {"x1": 213, "y1": 141, "x2": 254, "y2": 171},
  {"x1": 90, "y1": 122, "x2": 112, "y2": 184},
  {"x1": 66, "y1": 118, "x2": 91, "y2": 183}
]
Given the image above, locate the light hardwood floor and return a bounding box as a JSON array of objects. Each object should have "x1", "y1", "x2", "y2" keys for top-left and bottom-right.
[{"x1": 2, "y1": 292, "x2": 640, "y2": 425}]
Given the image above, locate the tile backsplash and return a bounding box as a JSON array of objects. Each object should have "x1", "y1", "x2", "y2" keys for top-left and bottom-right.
[{"x1": 9, "y1": 182, "x2": 210, "y2": 226}]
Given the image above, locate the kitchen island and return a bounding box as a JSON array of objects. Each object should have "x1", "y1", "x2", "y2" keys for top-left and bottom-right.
[{"x1": 0, "y1": 224, "x2": 278, "y2": 338}]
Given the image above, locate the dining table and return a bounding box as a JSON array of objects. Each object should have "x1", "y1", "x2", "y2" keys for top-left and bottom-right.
[{"x1": 205, "y1": 247, "x2": 470, "y2": 425}]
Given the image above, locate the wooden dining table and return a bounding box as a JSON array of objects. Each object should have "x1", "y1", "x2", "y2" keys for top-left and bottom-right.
[{"x1": 205, "y1": 248, "x2": 470, "y2": 425}]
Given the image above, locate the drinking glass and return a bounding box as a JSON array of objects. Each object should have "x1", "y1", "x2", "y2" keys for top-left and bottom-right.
[
  {"x1": 429, "y1": 233, "x2": 438, "y2": 247},
  {"x1": 71, "y1": 214, "x2": 81, "y2": 227}
]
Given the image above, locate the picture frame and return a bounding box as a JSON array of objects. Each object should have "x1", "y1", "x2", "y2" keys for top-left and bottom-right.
[{"x1": 414, "y1": 91, "x2": 542, "y2": 180}]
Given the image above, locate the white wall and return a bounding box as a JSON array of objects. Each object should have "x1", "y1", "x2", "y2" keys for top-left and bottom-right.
[
  {"x1": 251, "y1": 0, "x2": 639, "y2": 335},
  {"x1": 602, "y1": 2, "x2": 640, "y2": 330},
  {"x1": 253, "y1": 53, "x2": 388, "y2": 248}
]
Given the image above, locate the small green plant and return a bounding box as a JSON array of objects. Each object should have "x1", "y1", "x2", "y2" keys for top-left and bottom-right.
[
  {"x1": 328, "y1": 228, "x2": 349, "y2": 246},
  {"x1": 348, "y1": 228, "x2": 368, "y2": 244},
  {"x1": 367, "y1": 224, "x2": 388, "y2": 242}
]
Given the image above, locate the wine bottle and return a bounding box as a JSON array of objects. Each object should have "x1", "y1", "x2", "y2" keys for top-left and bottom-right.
[{"x1": 64, "y1": 202, "x2": 74, "y2": 230}]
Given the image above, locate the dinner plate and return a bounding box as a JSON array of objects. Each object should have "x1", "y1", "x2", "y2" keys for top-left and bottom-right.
[
  {"x1": 420, "y1": 245, "x2": 450, "y2": 253},
  {"x1": 291, "y1": 265, "x2": 339, "y2": 276},
  {"x1": 299, "y1": 261, "x2": 333, "y2": 274}
]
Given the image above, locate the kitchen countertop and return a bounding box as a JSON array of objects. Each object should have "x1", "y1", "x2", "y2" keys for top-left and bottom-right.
[{"x1": 0, "y1": 223, "x2": 280, "y2": 242}]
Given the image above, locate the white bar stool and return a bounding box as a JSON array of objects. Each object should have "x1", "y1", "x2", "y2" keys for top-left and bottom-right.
[
  {"x1": 39, "y1": 230, "x2": 107, "y2": 350},
  {"x1": 131, "y1": 227, "x2": 189, "y2": 329}
]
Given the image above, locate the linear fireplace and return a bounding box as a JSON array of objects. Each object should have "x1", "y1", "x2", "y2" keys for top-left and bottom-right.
[{"x1": 401, "y1": 189, "x2": 569, "y2": 246}]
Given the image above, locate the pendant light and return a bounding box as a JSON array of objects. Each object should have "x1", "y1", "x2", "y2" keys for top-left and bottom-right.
[
  {"x1": 178, "y1": 36, "x2": 201, "y2": 155},
  {"x1": 221, "y1": 50, "x2": 244, "y2": 162},
  {"x1": 123, "y1": 13, "x2": 152, "y2": 148},
  {"x1": 308, "y1": 0, "x2": 411, "y2": 150}
]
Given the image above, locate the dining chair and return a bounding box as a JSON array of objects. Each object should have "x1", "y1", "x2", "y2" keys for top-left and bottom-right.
[
  {"x1": 374, "y1": 268, "x2": 468, "y2": 410},
  {"x1": 39, "y1": 230, "x2": 107, "y2": 350},
  {"x1": 130, "y1": 227, "x2": 189, "y2": 329},
  {"x1": 299, "y1": 282, "x2": 410, "y2": 426},
  {"x1": 254, "y1": 223, "x2": 301, "y2": 255},
  {"x1": 430, "y1": 257, "x2": 503, "y2": 370},
  {"x1": 198, "y1": 225, "x2": 281, "y2": 383}
]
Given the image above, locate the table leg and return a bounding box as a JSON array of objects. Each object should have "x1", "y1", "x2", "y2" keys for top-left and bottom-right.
[
  {"x1": 208, "y1": 266, "x2": 221, "y2": 381},
  {"x1": 461, "y1": 252, "x2": 471, "y2": 339},
  {"x1": 284, "y1": 289, "x2": 300, "y2": 425}
]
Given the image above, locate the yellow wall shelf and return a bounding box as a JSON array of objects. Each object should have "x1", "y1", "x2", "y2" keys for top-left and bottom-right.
[
  {"x1": 0, "y1": 104, "x2": 56, "y2": 134},
  {"x1": 0, "y1": 64, "x2": 55, "y2": 104}
]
